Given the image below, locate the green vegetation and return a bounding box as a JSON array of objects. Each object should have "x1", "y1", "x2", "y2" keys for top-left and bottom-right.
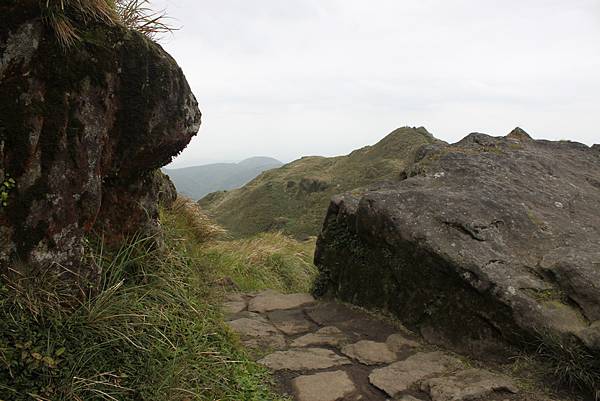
[
  {"x1": 533, "y1": 331, "x2": 600, "y2": 397},
  {"x1": 200, "y1": 233, "x2": 317, "y2": 293},
  {"x1": 0, "y1": 200, "x2": 317, "y2": 400},
  {"x1": 0, "y1": 175, "x2": 16, "y2": 208},
  {"x1": 509, "y1": 332, "x2": 600, "y2": 400},
  {"x1": 200, "y1": 127, "x2": 441, "y2": 238},
  {"x1": 166, "y1": 197, "x2": 318, "y2": 293}
]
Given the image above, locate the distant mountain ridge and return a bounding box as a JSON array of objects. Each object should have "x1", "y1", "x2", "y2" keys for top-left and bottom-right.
[
  {"x1": 163, "y1": 157, "x2": 283, "y2": 200},
  {"x1": 199, "y1": 127, "x2": 442, "y2": 238}
]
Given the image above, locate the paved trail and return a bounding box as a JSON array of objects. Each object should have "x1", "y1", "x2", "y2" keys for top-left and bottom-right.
[{"x1": 224, "y1": 290, "x2": 557, "y2": 401}]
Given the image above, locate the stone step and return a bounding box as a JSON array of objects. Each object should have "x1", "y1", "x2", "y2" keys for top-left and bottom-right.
[{"x1": 224, "y1": 290, "x2": 534, "y2": 401}]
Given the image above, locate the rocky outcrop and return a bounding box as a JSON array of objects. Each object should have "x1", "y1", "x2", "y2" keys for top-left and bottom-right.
[
  {"x1": 0, "y1": 4, "x2": 200, "y2": 282},
  {"x1": 315, "y1": 128, "x2": 600, "y2": 358}
]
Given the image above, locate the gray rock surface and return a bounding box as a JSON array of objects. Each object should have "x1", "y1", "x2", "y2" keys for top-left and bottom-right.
[
  {"x1": 386, "y1": 334, "x2": 420, "y2": 351},
  {"x1": 222, "y1": 294, "x2": 247, "y2": 314},
  {"x1": 421, "y1": 369, "x2": 518, "y2": 401},
  {"x1": 398, "y1": 396, "x2": 424, "y2": 401},
  {"x1": 0, "y1": 4, "x2": 201, "y2": 285},
  {"x1": 369, "y1": 352, "x2": 463, "y2": 397},
  {"x1": 258, "y1": 348, "x2": 351, "y2": 371},
  {"x1": 291, "y1": 370, "x2": 359, "y2": 401},
  {"x1": 227, "y1": 318, "x2": 286, "y2": 349},
  {"x1": 291, "y1": 326, "x2": 347, "y2": 347},
  {"x1": 267, "y1": 308, "x2": 315, "y2": 335},
  {"x1": 248, "y1": 290, "x2": 315, "y2": 313},
  {"x1": 315, "y1": 129, "x2": 600, "y2": 356},
  {"x1": 341, "y1": 340, "x2": 398, "y2": 365}
]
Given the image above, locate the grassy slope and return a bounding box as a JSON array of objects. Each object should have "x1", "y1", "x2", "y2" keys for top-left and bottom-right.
[
  {"x1": 199, "y1": 127, "x2": 441, "y2": 238},
  {"x1": 0, "y1": 201, "x2": 315, "y2": 400}
]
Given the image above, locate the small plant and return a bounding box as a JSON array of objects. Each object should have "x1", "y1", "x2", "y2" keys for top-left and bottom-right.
[
  {"x1": 0, "y1": 174, "x2": 16, "y2": 208},
  {"x1": 533, "y1": 330, "x2": 600, "y2": 397},
  {"x1": 40, "y1": 0, "x2": 176, "y2": 47},
  {"x1": 115, "y1": 0, "x2": 176, "y2": 40}
]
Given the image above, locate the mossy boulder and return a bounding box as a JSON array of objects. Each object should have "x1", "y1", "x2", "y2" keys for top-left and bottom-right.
[
  {"x1": 315, "y1": 129, "x2": 600, "y2": 358},
  {"x1": 0, "y1": 4, "x2": 200, "y2": 283}
]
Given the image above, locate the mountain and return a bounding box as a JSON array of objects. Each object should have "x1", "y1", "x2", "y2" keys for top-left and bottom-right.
[
  {"x1": 163, "y1": 157, "x2": 283, "y2": 200},
  {"x1": 199, "y1": 127, "x2": 442, "y2": 238}
]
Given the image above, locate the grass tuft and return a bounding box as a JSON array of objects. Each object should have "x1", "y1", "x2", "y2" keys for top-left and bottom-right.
[
  {"x1": 0, "y1": 207, "x2": 289, "y2": 400},
  {"x1": 115, "y1": 0, "x2": 177, "y2": 40},
  {"x1": 40, "y1": 0, "x2": 176, "y2": 47},
  {"x1": 533, "y1": 331, "x2": 600, "y2": 397}
]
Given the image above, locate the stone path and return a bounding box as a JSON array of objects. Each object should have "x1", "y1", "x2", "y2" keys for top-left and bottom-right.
[{"x1": 223, "y1": 290, "x2": 531, "y2": 401}]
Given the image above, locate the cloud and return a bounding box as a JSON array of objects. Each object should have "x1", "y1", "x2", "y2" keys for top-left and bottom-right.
[{"x1": 154, "y1": 0, "x2": 600, "y2": 167}]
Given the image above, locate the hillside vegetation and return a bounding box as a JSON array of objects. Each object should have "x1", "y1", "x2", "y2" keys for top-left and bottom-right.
[
  {"x1": 0, "y1": 198, "x2": 315, "y2": 400},
  {"x1": 199, "y1": 127, "x2": 441, "y2": 238},
  {"x1": 164, "y1": 157, "x2": 283, "y2": 200}
]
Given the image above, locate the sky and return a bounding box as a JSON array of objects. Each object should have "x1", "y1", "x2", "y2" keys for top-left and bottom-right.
[{"x1": 153, "y1": 0, "x2": 600, "y2": 168}]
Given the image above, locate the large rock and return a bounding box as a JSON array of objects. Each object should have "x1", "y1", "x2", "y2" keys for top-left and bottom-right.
[
  {"x1": 0, "y1": 4, "x2": 200, "y2": 283},
  {"x1": 315, "y1": 129, "x2": 600, "y2": 356}
]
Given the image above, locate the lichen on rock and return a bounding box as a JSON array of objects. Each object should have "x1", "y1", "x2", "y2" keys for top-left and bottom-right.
[
  {"x1": 0, "y1": 3, "x2": 200, "y2": 285},
  {"x1": 315, "y1": 128, "x2": 600, "y2": 360}
]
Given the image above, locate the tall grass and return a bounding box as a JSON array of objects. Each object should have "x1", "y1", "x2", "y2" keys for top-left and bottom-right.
[
  {"x1": 0, "y1": 208, "x2": 289, "y2": 400},
  {"x1": 162, "y1": 198, "x2": 318, "y2": 295},
  {"x1": 170, "y1": 197, "x2": 227, "y2": 243},
  {"x1": 533, "y1": 331, "x2": 600, "y2": 398},
  {"x1": 40, "y1": 0, "x2": 175, "y2": 47},
  {"x1": 199, "y1": 233, "x2": 318, "y2": 294}
]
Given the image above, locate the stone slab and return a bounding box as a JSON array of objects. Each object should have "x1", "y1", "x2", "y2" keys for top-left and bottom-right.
[
  {"x1": 341, "y1": 340, "x2": 397, "y2": 365},
  {"x1": 258, "y1": 348, "x2": 351, "y2": 371},
  {"x1": 291, "y1": 326, "x2": 347, "y2": 347},
  {"x1": 369, "y1": 352, "x2": 463, "y2": 397},
  {"x1": 292, "y1": 370, "x2": 358, "y2": 401},
  {"x1": 421, "y1": 368, "x2": 518, "y2": 401},
  {"x1": 248, "y1": 291, "x2": 315, "y2": 313}
]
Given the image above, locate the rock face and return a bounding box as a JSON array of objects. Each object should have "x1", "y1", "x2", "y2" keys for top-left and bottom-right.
[
  {"x1": 0, "y1": 4, "x2": 200, "y2": 282},
  {"x1": 315, "y1": 129, "x2": 600, "y2": 357}
]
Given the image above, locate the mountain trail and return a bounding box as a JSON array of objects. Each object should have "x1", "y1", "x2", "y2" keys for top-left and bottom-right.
[{"x1": 224, "y1": 290, "x2": 563, "y2": 401}]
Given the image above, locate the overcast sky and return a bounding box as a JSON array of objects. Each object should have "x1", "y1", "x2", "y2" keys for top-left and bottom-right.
[{"x1": 154, "y1": 0, "x2": 600, "y2": 168}]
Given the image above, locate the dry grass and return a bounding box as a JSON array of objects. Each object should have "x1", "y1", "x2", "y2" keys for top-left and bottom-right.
[
  {"x1": 200, "y1": 232, "x2": 318, "y2": 293},
  {"x1": 171, "y1": 196, "x2": 227, "y2": 243},
  {"x1": 40, "y1": 0, "x2": 176, "y2": 47},
  {"x1": 115, "y1": 0, "x2": 176, "y2": 40}
]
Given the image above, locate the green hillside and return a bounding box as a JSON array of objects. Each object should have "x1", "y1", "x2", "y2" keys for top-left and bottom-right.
[
  {"x1": 164, "y1": 157, "x2": 283, "y2": 200},
  {"x1": 199, "y1": 127, "x2": 442, "y2": 238}
]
